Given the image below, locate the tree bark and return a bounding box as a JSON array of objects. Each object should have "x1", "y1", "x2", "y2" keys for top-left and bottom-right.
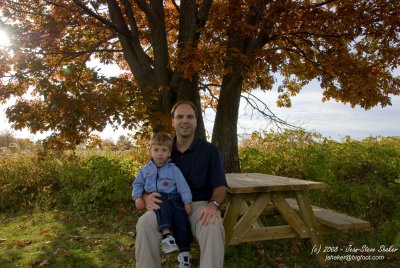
[
  {"x1": 171, "y1": 72, "x2": 206, "y2": 139},
  {"x1": 211, "y1": 0, "x2": 273, "y2": 172},
  {"x1": 212, "y1": 72, "x2": 243, "y2": 172}
]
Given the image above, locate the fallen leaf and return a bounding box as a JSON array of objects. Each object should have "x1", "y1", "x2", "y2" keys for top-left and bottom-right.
[
  {"x1": 15, "y1": 240, "x2": 32, "y2": 247},
  {"x1": 290, "y1": 241, "x2": 302, "y2": 255},
  {"x1": 38, "y1": 259, "x2": 48, "y2": 267},
  {"x1": 68, "y1": 235, "x2": 84, "y2": 242}
]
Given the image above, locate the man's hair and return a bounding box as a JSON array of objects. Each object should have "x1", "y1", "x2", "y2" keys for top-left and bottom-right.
[
  {"x1": 150, "y1": 132, "x2": 173, "y2": 150},
  {"x1": 170, "y1": 101, "x2": 198, "y2": 118}
]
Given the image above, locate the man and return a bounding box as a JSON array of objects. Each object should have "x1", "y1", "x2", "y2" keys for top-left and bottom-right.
[{"x1": 135, "y1": 101, "x2": 227, "y2": 267}]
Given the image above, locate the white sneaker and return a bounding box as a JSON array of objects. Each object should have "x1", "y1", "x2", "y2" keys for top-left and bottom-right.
[
  {"x1": 161, "y1": 235, "x2": 179, "y2": 253},
  {"x1": 177, "y1": 252, "x2": 191, "y2": 268}
]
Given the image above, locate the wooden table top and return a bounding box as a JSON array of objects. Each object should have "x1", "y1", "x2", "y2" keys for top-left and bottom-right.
[{"x1": 226, "y1": 173, "x2": 327, "y2": 193}]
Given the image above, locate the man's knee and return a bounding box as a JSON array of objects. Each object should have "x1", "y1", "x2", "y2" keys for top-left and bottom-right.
[
  {"x1": 197, "y1": 221, "x2": 225, "y2": 240},
  {"x1": 136, "y1": 211, "x2": 158, "y2": 231}
]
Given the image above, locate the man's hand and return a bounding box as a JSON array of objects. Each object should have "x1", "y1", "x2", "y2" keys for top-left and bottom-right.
[
  {"x1": 198, "y1": 202, "x2": 221, "y2": 226},
  {"x1": 135, "y1": 198, "x2": 145, "y2": 210},
  {"x1": 143, "y1": 192, "x2": 162, "y2": 211}
]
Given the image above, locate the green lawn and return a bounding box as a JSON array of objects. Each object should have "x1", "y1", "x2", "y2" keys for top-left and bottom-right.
[{"x1": 1, "y1": 208, "x2": 398, "y2": 268}]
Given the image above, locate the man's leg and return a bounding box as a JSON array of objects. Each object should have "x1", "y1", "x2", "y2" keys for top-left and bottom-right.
[
  {"x1": 189, "y1": 201, "x2": 225, "y2": 268},
  {"x1": 135, "y1": 211, "x2": 162, "y2": 268}
]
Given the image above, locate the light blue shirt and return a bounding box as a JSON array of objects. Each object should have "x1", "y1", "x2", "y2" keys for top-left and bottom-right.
[{"x1": 132, "y1": 159, "x2": 192, "y2": 204}]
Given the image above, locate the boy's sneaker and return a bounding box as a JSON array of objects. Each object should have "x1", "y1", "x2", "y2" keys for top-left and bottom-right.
[
  {"x1": 161, "y1": 235, "x2": 179, "y2": 253},
  {"x1": 177, "y1": 252, "x2": 191, "y2": 268}
]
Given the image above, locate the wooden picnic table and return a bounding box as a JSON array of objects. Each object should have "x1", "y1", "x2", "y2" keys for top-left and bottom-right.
[{"x1": 223, "y1": 173, "x2": 370, "y2": 266}]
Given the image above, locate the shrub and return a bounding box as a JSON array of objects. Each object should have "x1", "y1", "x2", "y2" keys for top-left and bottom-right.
[
  {"x1": 62, "y1": 155, "x2": 136, "y2": 210},
  {"x1": 0, "y1": 153, "x2": 140, "y2": 212},
  {"x1": 239, "y1": 130, "x2": 400, "y2": 225}
]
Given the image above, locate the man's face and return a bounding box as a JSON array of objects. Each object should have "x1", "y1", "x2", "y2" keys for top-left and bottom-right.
[{"x1": 172, "y1": 104, "x2": 197, "y2": 138}]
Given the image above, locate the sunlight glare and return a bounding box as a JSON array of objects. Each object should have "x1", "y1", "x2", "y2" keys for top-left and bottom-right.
[{"x1": 0, "y1": 29, "x2": 11, "y2": 47}]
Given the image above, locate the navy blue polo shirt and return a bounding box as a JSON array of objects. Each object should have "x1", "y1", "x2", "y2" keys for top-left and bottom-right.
[{"x1": 171, "y1": 136, "x2": 227, "y2": 202}]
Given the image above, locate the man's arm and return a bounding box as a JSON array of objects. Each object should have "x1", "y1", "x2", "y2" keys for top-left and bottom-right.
[
  {"x1": 199, "y1": 186, "x2": 227, "y2": 225},
  {"x1": 210, "y1": 185, "x2": 226, "y2": 205}
]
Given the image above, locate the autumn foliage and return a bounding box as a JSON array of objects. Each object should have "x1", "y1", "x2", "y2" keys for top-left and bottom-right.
[{"x1": 1, "y1": 0, "x2": 399, "y2": 170}]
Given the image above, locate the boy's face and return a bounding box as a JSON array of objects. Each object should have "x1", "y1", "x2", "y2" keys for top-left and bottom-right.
[{"x1": 150, "y1": 145, "x2": 171, "y2": 167}]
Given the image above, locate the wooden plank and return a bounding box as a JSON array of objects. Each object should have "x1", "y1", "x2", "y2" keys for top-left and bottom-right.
[
  {"x1": 240, "y1": 226, "x2": 302, "y2": 243},
  {"x1": 295, "y1": 191, "x2": 326, "y2": 267},
  {"x1": 241, "y1": 201, "x2": 265, "y2": 228},
  {"x1": 227, "y1": 193, "x2": 271, "y2": 245},
  {"x1": 271, "y1": 193, "x2": 310, "y2": 238},
  {"x1": 286, "y1": 198, "x2": 372, "y2": 230},
  {"x1": 223, "y1": 196, "x2": 243, "y2": 245},
  {"x1": 226, "y1": 173, "x2": 326, "y2": 193}
]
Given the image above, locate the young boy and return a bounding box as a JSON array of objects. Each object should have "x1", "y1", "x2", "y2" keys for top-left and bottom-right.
[{"x1": 132, "y1": 132, "x2": 192, "y2": 268}]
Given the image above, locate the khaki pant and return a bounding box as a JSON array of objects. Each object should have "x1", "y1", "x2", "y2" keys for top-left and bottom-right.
[{"x1": 135, "y1": 201, "x2": 225, "y2": 267}]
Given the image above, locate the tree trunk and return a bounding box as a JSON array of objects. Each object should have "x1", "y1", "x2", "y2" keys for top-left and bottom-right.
[
  {"x1": 212, "y1": 73, "x2": 243, "y2": 173},
  {"x1": 211, "y1": 0, "x2": 271, "y2": 172},
  {"x1": 171, "y1": 72, "x2": 206, "y2": 139}
]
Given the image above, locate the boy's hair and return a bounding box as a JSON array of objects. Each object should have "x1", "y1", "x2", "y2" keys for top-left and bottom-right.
[
  {"x1": 150, "y1": 132, "x2": 173, "y2": 150},
  {"x1": 170, "y1": 101, "x2": 198, "y2": 118}
]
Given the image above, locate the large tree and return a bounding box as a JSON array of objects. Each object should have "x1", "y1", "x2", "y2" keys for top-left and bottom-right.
[{"x1": 1, "y1": 0, "x2": 399, "y2": 172}]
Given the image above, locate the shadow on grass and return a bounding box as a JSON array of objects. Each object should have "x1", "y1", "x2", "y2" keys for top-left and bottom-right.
[{"x1": 0, "y1": 206, "x2": 138, "y2": 267}]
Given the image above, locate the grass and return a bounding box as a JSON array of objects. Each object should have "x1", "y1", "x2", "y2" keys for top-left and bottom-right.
[
  {"x1": 1, "y1": 207, "x2": 399, "y2": 267},
  {"x1": 0, "y1": 207, "x2": 137, "y2": 267},
  {"x1": 1, "y1": 132, "x2": 400, "y2": 267}
]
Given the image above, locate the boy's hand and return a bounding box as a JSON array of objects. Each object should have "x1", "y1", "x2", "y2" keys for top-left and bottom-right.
[{"x1": 185, "y1": 203, "x2": 192, "y2": 215}]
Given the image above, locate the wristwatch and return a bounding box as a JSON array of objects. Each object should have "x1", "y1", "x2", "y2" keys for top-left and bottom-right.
[{"x1": 210, "y1": 200, "x2": 220, "y2": 208}]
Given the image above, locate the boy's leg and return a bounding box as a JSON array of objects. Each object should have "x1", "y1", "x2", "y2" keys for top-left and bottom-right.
[
  {"x1": 172, "y1": 200, "x2": 191, "y2": 252},
  {"x1": 135, "y1": 211, "x2": 162, "y2": 268},
  {"x1": 189, "y1": 201, "x2": 225, "y2": 268},
  {"x1": 156, "y1": 195, "x2": 173, "y2": 232},
  {"x1": 158, "y1": 196, "x2": 179, "y2": 253}
]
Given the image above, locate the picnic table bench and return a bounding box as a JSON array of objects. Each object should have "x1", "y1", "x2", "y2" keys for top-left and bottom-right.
[{"x1": 223, "y1": 173, "x2": 371, "y2": 266}]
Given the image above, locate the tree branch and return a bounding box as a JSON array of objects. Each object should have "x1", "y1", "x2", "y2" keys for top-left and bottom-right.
[
  {"x1": 309, "y1": 0, "x2": 337, "y2": 9},
  {"x1": 71, "y1": 0, "x2": 129, "y2": 39},
  {"x1": 133, "y1": 0, "x2": 154, "y2": 19},
  {"x1": 171, "y1": 0, "x2": 180, "y2": 12},
  {"x1": 241, "y1": 92, "x2": 300, "y2": 130},
  {"x1": 197, "y1": 0, "x2": 213, "y2": 28},
  {"x1": 120, "y1": 0, "x2": 141, "y2": 40},
  {"x1": 282, "y1": 36, "x2": 332, "y2": 77}
]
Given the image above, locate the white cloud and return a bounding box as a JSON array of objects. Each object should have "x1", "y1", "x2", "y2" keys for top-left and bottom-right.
[
  {"x1": 237, "y1": 80, "x2": 400, "y2": 140},
  {"x1": 2, "y1": 78, "x2": 399, "y2": 142}
]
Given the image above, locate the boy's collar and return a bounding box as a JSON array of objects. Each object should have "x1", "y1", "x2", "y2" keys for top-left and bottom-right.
[{"x1": 150, "y1": 157, "x2": 171, "y2": 167}]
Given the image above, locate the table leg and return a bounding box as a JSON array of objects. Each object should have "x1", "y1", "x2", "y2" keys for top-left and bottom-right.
[
  {"x1": 295, "y1": 191, "x2": 327, "y2": 267},
  {"x1": 223, "y1": 195, "x2": 243, "y2": 245},
  {"x1": 227, "y1": 193, "x2": 271, "y2": 245}
]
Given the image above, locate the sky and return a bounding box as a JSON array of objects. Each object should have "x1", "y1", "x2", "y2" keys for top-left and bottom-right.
[
  {"x1": 2, "y1": 79, "x2": 399, "y2": 142},
  {"x1": 233, "y1": 82, "x2": 400, "y2": 141},
  {"x1": 1, "y1": 29, "x2": 399, "y2": 142}
]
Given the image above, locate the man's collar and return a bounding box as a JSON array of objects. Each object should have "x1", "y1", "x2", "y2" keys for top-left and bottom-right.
[{"x1": 173, "y1": 136, "x2": 197, "y2": 153}]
